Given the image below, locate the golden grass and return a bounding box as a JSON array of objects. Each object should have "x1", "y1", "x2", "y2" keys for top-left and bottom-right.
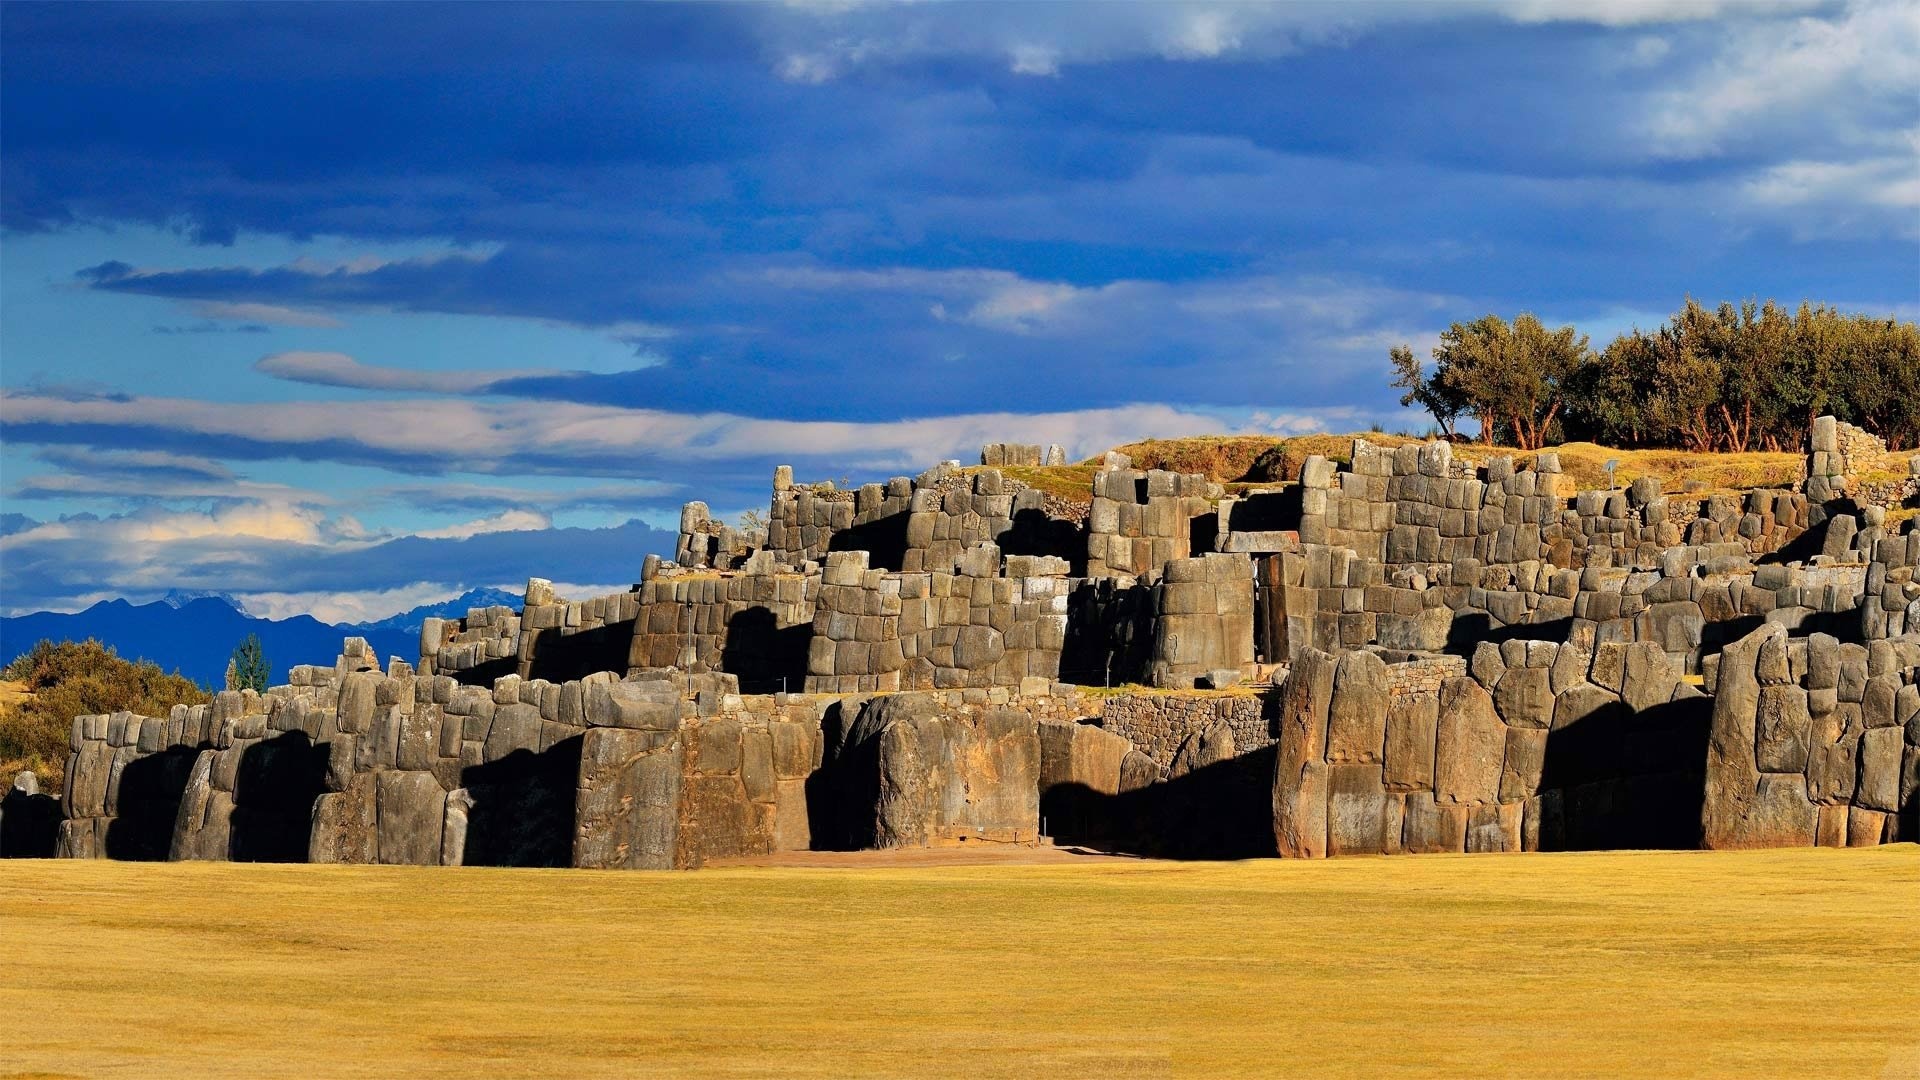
[
  {"x1": 1533, "y1": 443, "x2": 1804, "y2": 495},
  {"x1": 965, "y1": 463, "x2": 1102, "y2": 504},
  {"x1": 953, "y1": 435, "x2": 1810, "y2": 507},
  {"x1": 3, "y1": 847, "x2": 1917, "y2": 1079}
]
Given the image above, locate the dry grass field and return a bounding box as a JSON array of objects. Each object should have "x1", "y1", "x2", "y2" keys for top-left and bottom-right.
[{"x1": 2, "y1": 847, "x2": 1917, "y2": 1079}]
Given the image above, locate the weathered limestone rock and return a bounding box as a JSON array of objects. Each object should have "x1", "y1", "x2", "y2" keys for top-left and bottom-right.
[
  {"x1": 1401, "y1": 790, "x2": 1467, "y2": 854},
  {"x1": 1167, "y1": 721, "x2": 1235, "y2": 780},
  {"x1": 1382, "y1": 692, "x2": 1438, "y2": 791},
  {"x1": 1499, "y1": 727, "x2": 1547, "y2": 802},
  {"x1": 1326, "y1": 764, "x2": 1390, "y2": 856},
  {"x1": 1325, "y1": 650, "x2": 1390, "y2": 762},
  {"x1": 573, "y1": 726, "x2": 683, "y2": 870},
  {"x1": 1119, "y1": 750, "x2": 1161, "y2": 793},
  {"x1": 440, "y1": 789, "x2": 474, "y2": 866},
  {"x1": 1434, "y1": 677, "x2": 1502, "y2": 806},
  {"x1": 1273, "y1": 649, "x2": 1335, "y2": 858},
  {"x1": 1753, "y1": 686, "x2": 1813, "y2": 774},
  {"x1": 309, "y1": 773, "x2": 376, "y2": 863},
  {"x1": 1702, "y1": 624, "x2": 1777, "y2": 849},
  {"x1": 1494, "y1": 666, "x2": 1553, "y2": 730},
  {"x1": 1038, "y1": 720, "x2": 1131, "y2": 795},
  {"x1": 863, "y1": 695, "x2": 1039, "y2": 848},
  {"x1": 1465, "y1": 802, "x2": 1522, "y2": 853},
  {"x1": 1855, "y1": 727, "x2": 1902, "y2": 812},
  {"x1": 376, "y1": 771, "x2": 445, "y2": 865}
]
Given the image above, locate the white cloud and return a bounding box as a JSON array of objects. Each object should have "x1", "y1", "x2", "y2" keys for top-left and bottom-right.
[
  {"x1": 1008, "y1": 43, "x2": 1061, "y2": 76},
  {"x1": 238, "y1": 581, "x2": 475, "y2": 624},
  {"x1": 2, "y1": 385, "x2": 1243, "y2": 474},
  {"x1": 414, "y1": 509, "x2": 552, "y2": 540},
  {"x1": 253, "y1": 351, "x2": 562, "y2": 393},
  {"x1": 1641, "y1": 0, "x2": 1919, "y2": 158},
  {"x1": 758, "y1": 0, "x2": 1827, "y2": 81},
  {"x1": 539, "y1": 581, "x2": 639, "y2": 603},
  {"x1": 191, "y1": 301, "x2": 344, "y2": 328}
]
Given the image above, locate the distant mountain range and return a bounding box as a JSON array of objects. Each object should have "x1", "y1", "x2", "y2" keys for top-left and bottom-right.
[{"x1": 0, "y1": 586, "x2": 523, "y2": 689}]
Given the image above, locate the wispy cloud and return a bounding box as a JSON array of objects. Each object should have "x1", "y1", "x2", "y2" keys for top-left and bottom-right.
[
  {"x1": 192, "y1": 300, "x2": 343, "y2": 328},
  {"x1": 253, "y1": 351, "x2": 565, "y2": 394}
]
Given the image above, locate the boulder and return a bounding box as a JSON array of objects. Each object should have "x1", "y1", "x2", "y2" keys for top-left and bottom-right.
[
  {"x1": 1494, "y1": 666, "x2": 1553, "y2": 729},
  {"x1": 1856, "y1": 727, "x2": 1902, "y2": 812},
  {"x1": 1401, "y1": 790, "x2": 1467, "y2": 854},
  {"x1": 573, "y1": 727, "x2": 683, "y2": 870}
]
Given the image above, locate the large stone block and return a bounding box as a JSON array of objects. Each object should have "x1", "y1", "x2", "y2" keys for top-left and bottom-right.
[
  {"x1": 376, "y1": 771, "x2": 446, "y2": 866},
  {"x1": 573, "y1": 727, "x2": 683, "y2": 870},
  {"x1": 1702, "y1": 624, "x2": 1777, "y2": 849},
  {"x1": 1753, "y1": 686, "x2": 1813, "y2": 774},
  {"x1": 1494, "y1": 666, "x2": 1553, "y2": 730},
  {"x1": 1274, "y1": 758, "x2": 1328, "y2": 859},
  {"x1": 1382, "y1": 691, "x2": 1439, "y2": 791},
  {"x1": 308, "y1": 772, "x2": 376, "y2": 864},
  {"x1": 1856, "y1": 727, "x2": 1903, "y2": 812},
  {"x1": 1326, "y1": 763, "x2": 1390, "y2": 856},
  {"x1": 1325, "y1": 650, "x2": 1391, "y2": 763},
  {"x1": 1465, "y1": 802, "x2": 1522, "y2": 853},
  {"x1": 1401, "y1": 790, "x2": 1467, "y2": 854},
  {"x1": 1499, "y1": 727, "x2": 1547, "y2": 802},
  {"x1": 1434, "y1": 677, "x2": 1503, "y2": 806},
  {"x1": 1272, "y1": 649, "x2": 1336, "y2": 858}
]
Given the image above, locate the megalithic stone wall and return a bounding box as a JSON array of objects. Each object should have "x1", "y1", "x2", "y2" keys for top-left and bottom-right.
[
  {"x1": 759, "y1": 463, "x2": 1079, "y2": 573},
  {"x1": 424, "y1": 579, "x2": 644, "y2": 684},
  {"x1": 1272, "y1": 635, "x2": 1717, "y2": 857},
  {"x1": 1148, "y1": 553, "x2": 1256, "y2": 689},
  {"x1": 1086, "y1": 466, "x2": 1217, "y2": 581},
  {"x1": 803, "y1": 547, "x2": 1070, "y2": 694},
  {"x1": 1701, "y1": 623, "x2": 1920, "y2": 849},
  {"x1": 626, "y1": 566, "x2": 816, "y2": 691}
]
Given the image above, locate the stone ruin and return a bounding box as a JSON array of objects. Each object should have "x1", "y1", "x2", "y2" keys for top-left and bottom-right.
[{"x1": 3, "y1": 417, "x2": 1916, "y2": 866}]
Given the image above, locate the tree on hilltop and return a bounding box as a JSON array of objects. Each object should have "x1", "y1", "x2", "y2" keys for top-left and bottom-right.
[{"x1": 1389, "y1": 313, "x2": 1588, "y2": 450}]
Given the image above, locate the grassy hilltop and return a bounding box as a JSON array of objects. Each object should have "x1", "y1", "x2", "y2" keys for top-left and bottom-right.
[
  {"x1": 2, "y1": 847, "x2": 1914, "y2": 1078},
  {"x1": 980, "y1": 432, "x2": 1816, "y2": 508}
]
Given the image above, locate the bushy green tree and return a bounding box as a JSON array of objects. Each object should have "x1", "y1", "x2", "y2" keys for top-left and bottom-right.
[
  {"x1": 1389, "y1": 314, "x2": 1589, "y2": 450},
  {"x1": 1403, "y1": 298, "x2": 1920, "y2": 452}
]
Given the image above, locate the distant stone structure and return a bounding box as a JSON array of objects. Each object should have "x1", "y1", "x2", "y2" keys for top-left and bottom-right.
[{"x1": 5, "y1": 416, "x2": 1915, "y2": 864}]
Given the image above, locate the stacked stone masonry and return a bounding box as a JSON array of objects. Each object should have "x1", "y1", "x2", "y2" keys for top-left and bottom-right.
[{"x1": 24, "y1": 418, "x2": 1919, "y2": 867}]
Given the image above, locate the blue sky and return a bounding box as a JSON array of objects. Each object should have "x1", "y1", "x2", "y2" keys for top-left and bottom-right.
[{"x1": 2, "y1": 1, "x2": 1916, "y2": 620}]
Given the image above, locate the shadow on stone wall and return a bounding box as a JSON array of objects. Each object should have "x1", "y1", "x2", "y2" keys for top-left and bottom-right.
[
  {"x1": 1001, "y1": 508, "x2": 1086, "y2": 574},
  {"x1": 1540, "y1": 695, "x2": 1712, "y2": 851},
  {"x1": 722, "y1": 608, "x2": 811, "y2": 695},
  {"x1": 828, "y1": 512, "x2": 911, "y2": 571},
  {"x1": 527, "y1": 619, "x2": 638, "y2": 684},
  {"x1": 102, "y1": 745, "x2": 203, "y2": 860},
  {"x1": 448, "y1": 655, "x2": 519, "y2": 688},
  {"x1": 1, "y1": 787, "x2": 61, "y2": 858},
  {"x1": 1059, "y1": 580, "x2": 1154, "y2": 687},
  {"x1": 460, "y1": 735, "x2": 583, "y2": 866},
  {"x1": 1041, "y1": 752, "x2": 1278, "y2": 860},
  {"x1": 804, "y1": 698, "x2": 879, "y2": 850},
  {"x1": 229, "y1": 732, "x2": 330, "y2": 863}
]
